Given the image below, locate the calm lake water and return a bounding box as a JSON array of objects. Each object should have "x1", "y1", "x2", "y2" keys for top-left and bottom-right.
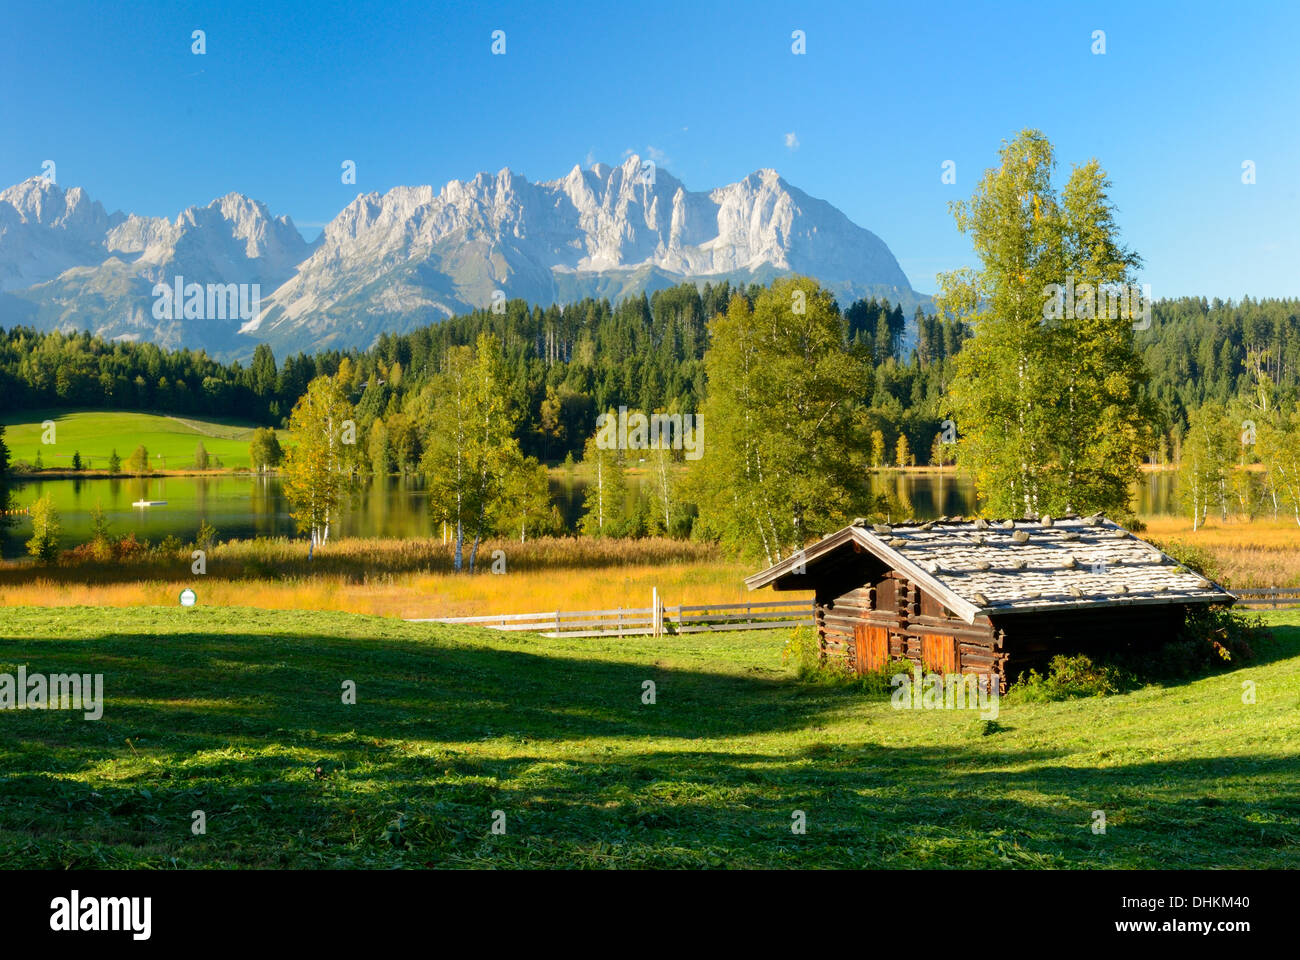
[{"x1": 0, "y1": 470, "x2": 1182, "y2": 559}]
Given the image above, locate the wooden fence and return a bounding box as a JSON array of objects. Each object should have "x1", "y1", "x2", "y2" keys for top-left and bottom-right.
[
  {"x1": 409, "y1": 598, "x2": 814, "y2": 638},
  {"x1": 1234, "y1": 587, "x2": 1300, "y2": 609}
]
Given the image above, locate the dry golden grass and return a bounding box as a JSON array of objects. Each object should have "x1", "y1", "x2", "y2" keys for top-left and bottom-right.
[
  {"x1": 1141, "y1": 515, "x2": 1300, "y2": 588},
  {"x1": 5, "y1": 516, "x2": 1292, "y2": 615},
  {"x1": 0, "y1": 536, "x2": 757, "y2": 618}
]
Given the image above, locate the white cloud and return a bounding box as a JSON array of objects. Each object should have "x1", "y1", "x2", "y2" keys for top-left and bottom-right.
[{"x1": 784, "y1": 132, "x2": 800, "y2": 151}]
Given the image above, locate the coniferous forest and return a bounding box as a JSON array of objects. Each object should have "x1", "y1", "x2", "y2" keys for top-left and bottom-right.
[{"x1": 3, "y1": 288, "x2": 1297, "y2": 471}]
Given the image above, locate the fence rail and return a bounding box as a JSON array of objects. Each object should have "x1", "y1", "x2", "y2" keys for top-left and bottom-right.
[
  {"x1": 409, "y1": 598, "x2": 814, "y2": 638},
  {"x1": 1234, "y1": 587, "x2": 1300, "y2": 609}
]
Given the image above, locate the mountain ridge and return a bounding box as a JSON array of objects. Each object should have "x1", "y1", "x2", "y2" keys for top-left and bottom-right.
[{"x1": 0, "y1": 157, "x2": 927, "y2": 361}]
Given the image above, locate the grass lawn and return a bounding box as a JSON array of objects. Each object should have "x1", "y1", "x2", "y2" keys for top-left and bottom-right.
[
  {"x1": 1, "y1": 409, "x2": 285, "y2": 471},
  {"x1": 0, "y1": 606, "x2": 1296, "y2": 868}
]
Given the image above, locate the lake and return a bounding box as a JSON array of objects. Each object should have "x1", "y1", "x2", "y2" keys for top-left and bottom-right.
[{"x1": 0, "y1": 469, "x2": 1182, "y2": 559}]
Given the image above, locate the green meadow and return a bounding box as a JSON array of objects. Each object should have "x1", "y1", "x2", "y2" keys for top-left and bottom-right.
[
  {"x1": 0, "y1": 606, "x2": 1295, "y2": 869},
  {"x1": 1, "y1": 410, "x2": 285, "y2": 471}
]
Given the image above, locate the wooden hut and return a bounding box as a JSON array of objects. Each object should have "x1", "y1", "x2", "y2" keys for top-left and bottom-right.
[{"x1": 745, "y1": 514, "x2": 1235, "y2": 690}]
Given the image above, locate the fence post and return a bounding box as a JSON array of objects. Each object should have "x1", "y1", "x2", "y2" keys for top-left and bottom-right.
[{"x1": 652, "y1": 587, "x2": 660, "y2": 638}]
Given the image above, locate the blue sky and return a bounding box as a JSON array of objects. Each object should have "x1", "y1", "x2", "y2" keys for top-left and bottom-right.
[{"x1": 2, "y1": 0, "x2": 1297, "y2": 298}]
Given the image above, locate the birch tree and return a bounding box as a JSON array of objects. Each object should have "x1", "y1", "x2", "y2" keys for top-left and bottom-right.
[
  {"x1": 938, "y1": 129, "x2": 1154, "y2": 518},
  {"x1": 695, "y1": 278, "x2": 866, "y2": 564},
  {"x1": 421, "y1": 334, "x2": 521, "y2": 570},
  {"x1": 1178, "y1": 403, "x2": 1232, "y2": 530},
  {"x1": 578, "y1": 427, "x2": 627, "y2": 536},
  {"x1": 1259, "y1": 413, "x2": 1300, "y2": 527},
  {"x1": 282, "y1": 373, "x2": 357, "y2": 546},
  {"x1": 494, "y1": 455, "x2": 557, "y2": 541},
  {"x1": 421, "y1": 345, "x2": 477, "y2": 571}
]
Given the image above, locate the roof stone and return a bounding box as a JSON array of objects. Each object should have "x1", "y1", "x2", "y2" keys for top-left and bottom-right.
[{"x1": 748, "y1": 514, "x2": 1235, "y2": 617}]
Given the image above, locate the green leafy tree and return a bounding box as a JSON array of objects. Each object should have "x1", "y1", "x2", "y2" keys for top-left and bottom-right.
[
  {"x1": 26, "y1": 494, "x2": 60, "y2": 564},
  {"x1": 126, "y1": 445, "x2": 150, "y2": 476},
  {"x1": 578, "y1": 426, "x2": 627, "y2": 537},
  {"x1": 420, "y1": 334, "x2": 521, "y2": 570},
  {"x1": 89, "y1": 499, "x2": 113, "y2": 561},
  {"x1": 938, "y1": 129, "x2": 1154, "y2": 517},
  {"x1": 282, "y1": 373, "x2": 358, "y2": 546},
  {"x1": 71, "y1": 450, "x2": 82, "y2": 471},
  {"x1": 870, "y1": 429, "x2": 886, "y2": 469},
  {"x1": 1257, "y1": 413, "x2": 1300, "y2": 527},
  {"x1": 108, "y1": 448, "x2": 121, "y2": 474},
  {"x1": 420, "y1": 345, "x2": 477, "y2": 567},
  {"x1": 0, "y1": 425, "x2": 12, "y2": 532},
  {"x1": 647, "y1": 427, "x2": 677, "y2": 535},
  {"x1": 249, "y1": 427, "x2": 283, "y2": 473},
  {"x1": 194, "y1": 441, "x2": 209, "y2": 470},
  {"x1": 367, "y1": 418, "x2": 391, "y2": 477},
  {"x1": 895, "y1": 433, "x2": 913, "y2": 468},
  {"x1": 695, "y1": 277, "x2": 867, "y2": 564},
  {"x1": 1178, "y1": 403, "x2": 1233, "y2": 530},
  {"x1": 494, "y1": 456, "x2": 559, "y2": 541}
]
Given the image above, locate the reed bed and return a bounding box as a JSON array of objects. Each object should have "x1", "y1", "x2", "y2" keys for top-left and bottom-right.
[
  {"x1": 2, "y1": 517, "x2": 1292, "y2": 617},
  {"x1": 1141, "y1": 516, "x2": 1300, "y2": 588},
  {"x1": 0, "y1": 536, "x2": 755, "y2": 618}
]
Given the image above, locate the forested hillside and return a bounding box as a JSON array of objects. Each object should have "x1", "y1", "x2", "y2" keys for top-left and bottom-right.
[{"x1": 2, "y1": 287, "x2": 1297, "y2": 469}]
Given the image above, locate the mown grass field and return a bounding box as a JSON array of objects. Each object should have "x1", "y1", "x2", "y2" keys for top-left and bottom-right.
[
  {"x1": 0, "y1": 605, "x2": 1295, "y2": 868},
  {"x1": 1, "y1": 410, "x2": 286, "y2": 471}
]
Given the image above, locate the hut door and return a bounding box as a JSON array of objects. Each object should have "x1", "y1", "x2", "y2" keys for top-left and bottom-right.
[
  {"x1": 922, "y1": 634, "x2": 958, "y2": 674},
  {"x1": 854, "y1": 625, "x2": 888, "y2": 673}
]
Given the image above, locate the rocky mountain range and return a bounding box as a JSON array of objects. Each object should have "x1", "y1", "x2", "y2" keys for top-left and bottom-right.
[{"x1": 0, "y1": 156, "x2": 926, "y2": 361}]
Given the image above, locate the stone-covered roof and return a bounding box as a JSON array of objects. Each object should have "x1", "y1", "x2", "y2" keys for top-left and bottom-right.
[{"x1": 745, "y1": 514, "x2": 1235, "y2": 624}]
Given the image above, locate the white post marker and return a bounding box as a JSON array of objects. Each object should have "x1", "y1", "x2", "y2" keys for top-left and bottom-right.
[{"x1": 179, "y1": 588, "x2": 197, "y2": 607}]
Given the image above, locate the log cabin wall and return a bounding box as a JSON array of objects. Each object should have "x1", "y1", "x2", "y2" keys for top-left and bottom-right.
[
  {"x1": 816, "y1": 565, "x2": 1004, "y2": 688},
  {"x1": 991, "y1": 603, "x2": 1189, "y2": 682}
]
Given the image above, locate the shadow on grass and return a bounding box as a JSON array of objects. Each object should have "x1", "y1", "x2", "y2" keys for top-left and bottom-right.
[
  {"x1": 0, "y1": 625, "x2": 836, "y2": 748},
  {"x1": 0, "y1": 612, "x2": 1297, "y2": 868},
  {"x1": 3, "y1": 737, "x2": 1296, "y2": 869}
]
